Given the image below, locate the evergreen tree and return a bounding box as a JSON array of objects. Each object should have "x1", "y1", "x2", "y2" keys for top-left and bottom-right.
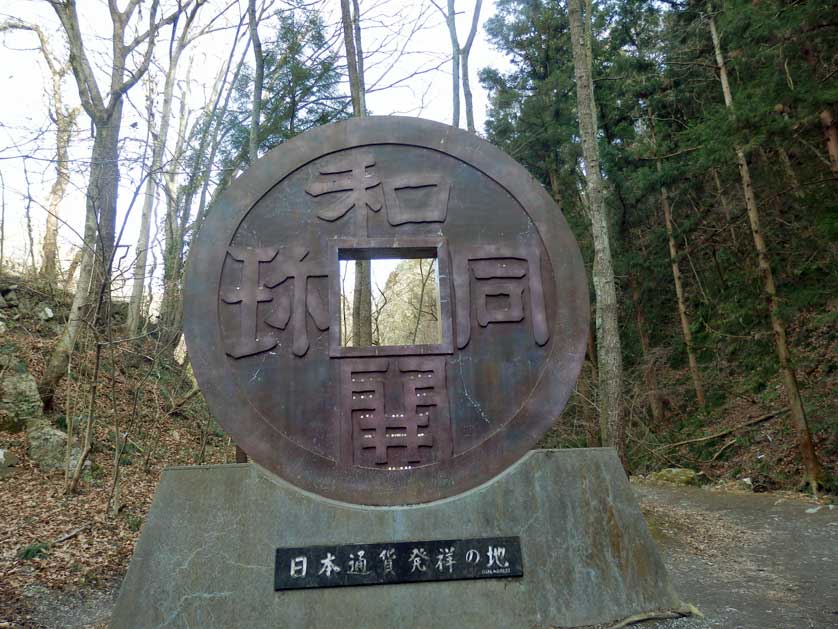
[
  {"x1": 216, "y1": 5, "x2": 350, "y2": 177},
  {"x1": 480, "y1": 0, "x2": 836, "y2": 488}
]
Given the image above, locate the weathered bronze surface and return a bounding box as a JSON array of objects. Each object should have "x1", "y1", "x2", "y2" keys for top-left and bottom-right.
[{"x1": 183, "y1": 117, "x2": 588, "y2": 505}]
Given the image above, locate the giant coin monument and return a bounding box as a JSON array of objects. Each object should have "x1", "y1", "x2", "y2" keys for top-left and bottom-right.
[{"x1": 112, "y1": 118, "x2": 681, "y2": 628}]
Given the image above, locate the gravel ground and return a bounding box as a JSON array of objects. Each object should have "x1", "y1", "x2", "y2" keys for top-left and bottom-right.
[
  {"x1": 632, "y1": 482, "x2": 838, "y2": 629},
  {"x1": 12, "y1": 483, "x2": 837, "y2": 628}
]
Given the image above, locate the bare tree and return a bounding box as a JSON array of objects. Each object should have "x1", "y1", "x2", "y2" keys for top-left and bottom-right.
[
  {"x1": 127, "y1": 4, "x2": 203, "y2": 337},
  {"x1": 436, "y1": 0, "x2": 461, "y2": 127},
  {"x1": 410, "y1": 258, "x2": 435, "y2": 344},
  {"x1": 0, "y1": 20, "x2": 79, "y2": 282},
  {"x1": 39, "y1": 0, "x2": 191, "y2": 409},
  {"x1": 567, "y1": 0, "x2": 625, "y2": 466},
  {"x1": 152, "y1": 15, "x2": 252, "y2": 350},
  {"x1": 22, "y1": 160, "x2": 37, "y2": 274},
  {"x1": 460, "y1": 0, "x2": 482, "y2": 133},
  {"x1": 1, "y1": 21, "x2": 80, "y2": 282},
  {"x1": 0, "y1": 170, "x2": 4, "y2": 273},
  {"x1": 431, "y1": 0, "x2": 481, "y2": 131},
  {"x1": 247, "y1": 0, "x2": 266, "y2": 164},
  {"x1": 351, "y1": 0, "x2": 367, "y2": 114},
  {"x1": 192, "y1": 24, "x2": 251, "y2": 231},
  {"x1": 340, "y1": 0, "x2": 365, "y2": 118},
  {"x1": 157, "y1": 61, "x2": 195, "y2": 347},
  {"x1": 709, "y1": 10, "x2": 823, "y2": 491},
  {"x1": 126, "y1": 80, "x2": 161, "y2": 338}
]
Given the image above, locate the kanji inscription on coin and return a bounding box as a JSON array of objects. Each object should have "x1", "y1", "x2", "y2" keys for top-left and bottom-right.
[{"x1": 184, "y1": 117, "x2": 588, "y2": 505}]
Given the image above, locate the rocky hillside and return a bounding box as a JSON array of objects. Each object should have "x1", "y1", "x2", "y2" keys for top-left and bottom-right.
[{"x1": 0, "y1": 274, "x2": 230, "y2": 627}]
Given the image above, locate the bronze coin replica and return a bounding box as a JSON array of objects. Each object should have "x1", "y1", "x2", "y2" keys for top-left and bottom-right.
[{"x1": 184, "y1": 117, "x2": 588, "y2": 505}]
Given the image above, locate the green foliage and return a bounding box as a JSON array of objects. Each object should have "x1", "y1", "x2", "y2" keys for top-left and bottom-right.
[
  {"x1": 481, "y1": 0, "x2": 838, "y2": 481},
  {"x1": 0, "y1": 340, "x2": 18, "y2": 354},
  {"x1": 125, "y1": 513, "x2": 144, "y2": 533},
  {"x1": 89, "y1": 462, "x2": 106, "y2": 480},
  {"x1": 215, "y1": 3, "x2": 350, "y2": 174},
  {"x1": 18, "y1": 541, "x2": 49, "y2": 560},
  {"x1": 55, "y1": 415, "x2": 83, "y2": 432}
]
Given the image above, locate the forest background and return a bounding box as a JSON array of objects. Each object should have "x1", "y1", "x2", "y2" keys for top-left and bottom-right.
[{"x1": 0, "y1": 0, "x2": 835, "y2": 622}]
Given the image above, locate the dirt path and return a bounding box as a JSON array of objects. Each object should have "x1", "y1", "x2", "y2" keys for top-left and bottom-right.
[
  {"x1": 633, "y1": 482, "x2": 838, "y2": 629},
  {"x1": 8, "y1": 484, "x2": 837, "y2": 628}
]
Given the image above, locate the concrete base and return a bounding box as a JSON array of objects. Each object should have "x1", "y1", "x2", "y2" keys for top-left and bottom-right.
[{"x1": 112, "y1": 449, "x2": 682, "y2": 628}]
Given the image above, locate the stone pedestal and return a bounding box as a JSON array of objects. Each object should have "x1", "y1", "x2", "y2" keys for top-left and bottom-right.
[{"x1": 112, "y1": 449, "x2": 682, "y2": 628}]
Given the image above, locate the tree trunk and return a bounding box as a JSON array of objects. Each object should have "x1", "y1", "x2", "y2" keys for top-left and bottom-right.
[
  {"x1": 127, "y1": 15, "x2": 194, "y2": 337},
  {"x1": 158, "y1": 178, "x2": 186, "y2": 350},
  {"x1": 444, "y1": 0, "x2": 461, "y2": 128},
  {"x1": 629, "y1": 274, "x2": 664, "y2": 423},
  {"x1": 126, "y1": 160, "x2": 155, "y2": 336},
  {"x1": 24, "y1": 170, "x2": 37, "y2": 274},
  {"x1": 351, "y1": 0, "x2": 367, "y2": 114},
  {"x1": 42, "y1": 0, "x2": 179, "y2": 403},
  {"x1": 194, "y1": 22, "x2": 252, "y2": 233},
  {"x1": 567, "y1": 0, "x2": 626, "y2": 467},
  {"x1": 711, "y1": 168, "x2": 737, "y2": 246},
  {"x1": 40, "y1": 210, "x2": 96, "y2": 409},
  {"x1": 0, "y1": 170, "x2": 5, "y2": 272},
  {"x1": 352, "y1": 260, "x2": 373, "y2": 346},
  {"x1": 42, "y1": 108, "x2": 77, "y2": 283},
  {"x1": 341, "y1": 0, "x2": 373, "y2": 346},
  {"x1": 583, "y1": 328, "x2": 600, "y2": 447},
  {"x1": 157, "y1": 70, "x2": 193, "y2": 350},
  {"x1": 127, "y1": 87, "x2": 169, "y2": 337},
  {"x1": 658, "y1": 160, "x2": 706, "y2": 407},
  {"x1": 340, "y1": 0, "x2": 364, "y2": 118},
  {"x1": 819, "y1": 108, "x2": 838, "y2": 183},
  {"x1": 777, "y1": 148, "x2": 803, "y2": 198},
  {"x1": 709, "y1": 12, "x2": 823, "y2": 490},
  {"x1": 93, "y1": 103, "x2": 124, "y2": 291},
  {"x1": 460, "y1": 0, "x2": 483, "y2": 133},
  {"x1": 64, "y1": 248, "x2": 81, "y2": 290},
  {"x1": 247, "y1": 0, "x2": 264, "y2": 164},
  {"x1": 39, "y1": 109, "x2": 122, "y2": 409},
  {"x1": 158, "y1": 268, "x2": 183, "y2": 347}
]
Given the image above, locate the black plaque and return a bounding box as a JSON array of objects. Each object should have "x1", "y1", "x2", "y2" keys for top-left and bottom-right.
[{"x1": 275, "y1": 536, "x2": 522, "y2": 591}]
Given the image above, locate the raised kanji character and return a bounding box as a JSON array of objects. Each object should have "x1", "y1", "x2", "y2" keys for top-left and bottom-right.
[
  {"x1": 220, "y1": 245, "x2": 329, "y2": 358},
  {"x1": 262, "y1": 245, "x2": 329, "y2": 357},
  {"x1": 305, "y1": 153, "x2": 382, "y2": 236},
  {"x1": 220, "y1": 246, "x2": 278, "y2": 358},
  {"x1": 453, "y1": 246, "x2": 549, "y2": 349},
  {"x1": 342, "y1": 358, "x2": 450, "y2": 467},
  {"x1": 383, "y1": 174, "x2": 450, "y2": 226}
]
